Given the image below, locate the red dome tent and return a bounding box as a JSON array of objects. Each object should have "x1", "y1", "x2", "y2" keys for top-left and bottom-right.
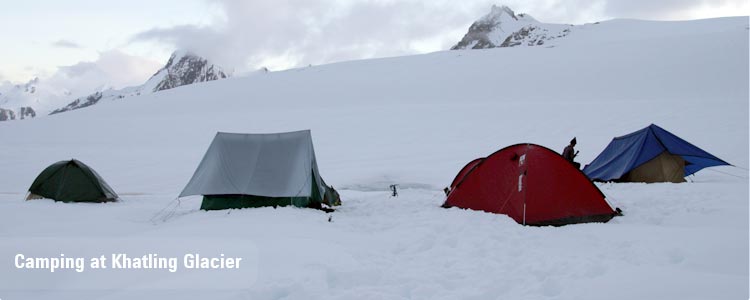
[{"x1": 444, "y1": 144, "x2": 619, "y2": 226}]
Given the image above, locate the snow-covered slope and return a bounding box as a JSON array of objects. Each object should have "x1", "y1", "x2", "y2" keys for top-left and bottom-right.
[
  {"x1": 452, "y1": 5, "x2": 573, "y2": 49},
  {"x1": 0, "y1": 17, "x2": 747, "y2": 300}
]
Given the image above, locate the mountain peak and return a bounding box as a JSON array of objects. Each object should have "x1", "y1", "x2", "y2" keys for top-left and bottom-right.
[
  {"x1": 145, "y1": 50, "x2": 229, "y2": 93},
  {"x1": 480, "y1": 5, "x2": 538, "y2": 24},
  {"x1": 163, "y1": 50, "x2": 198, "y2": 69},
  {"x1": 452, "y1": 5, "x2": 537, "y2": 50},
  {"x1": 451, "y1": 5, "x2": 569, "y2": 50},
  {"x1": 484, "y1": 5, "x2": 518, "y2": 21}
]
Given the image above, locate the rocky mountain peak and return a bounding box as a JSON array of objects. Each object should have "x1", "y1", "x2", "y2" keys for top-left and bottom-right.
[
  {"x1": 148, "y1": 51, "x2": 229, "y2": 92},
  {"x1": 483, "y1": 5, "x2": 519, "y2": 22},
  {"x1": 451, "y1": 5, "x2": 571, "y2": 50}
]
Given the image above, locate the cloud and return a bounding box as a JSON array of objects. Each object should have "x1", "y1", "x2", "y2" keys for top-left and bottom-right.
[
  {"x1": 51, "y1": 39, "x2": 82, "y2": 49},
  {"x1": 131, "y1": 0, "x2": 748, "y2": 72},
  {"x1": 132, "y1": 0, "x2": 497, "y2": 71},
  {"x1": 47, "y1": 50, "x2": 161, "y2": 95},
  {"x1": 599, "y1": 0, "x2": 747, "y2": 20},
  {"x1": 530, "y1": 0, "x2": 749, "y2": 22}
]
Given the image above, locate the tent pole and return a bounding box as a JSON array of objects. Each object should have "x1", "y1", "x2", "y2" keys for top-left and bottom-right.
[
  {"x1": 521, "y1": 146, "x2": 528, "y2": 226},
  {"x1": 523, "y1": 175, "x2": 527, "y2": 226}
]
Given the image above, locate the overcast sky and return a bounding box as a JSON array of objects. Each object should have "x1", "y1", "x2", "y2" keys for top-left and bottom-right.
[{"x1": 1, "y1": 0, "x2": 747, "y2": 91}]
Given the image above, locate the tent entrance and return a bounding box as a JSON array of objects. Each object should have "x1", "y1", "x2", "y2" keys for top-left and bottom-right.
[
  {"x1": 201, "y1": 194, "x2": 313, "y2": 210},
  {"x1": 201, "y1": 176, "x2": 325, "y2": 210},
  {"x1": 621, "y1": 151, "x2": 686, "y2": 183}
]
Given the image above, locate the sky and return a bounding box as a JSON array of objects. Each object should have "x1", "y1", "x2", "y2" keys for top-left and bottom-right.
[{"x1": 0, "y1": 0, "x2": 747, "y2": 90}]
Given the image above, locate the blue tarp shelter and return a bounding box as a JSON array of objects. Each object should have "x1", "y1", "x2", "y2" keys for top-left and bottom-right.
[{"x1": 583, "y1": 124, "x2": 730, "y2": 182}]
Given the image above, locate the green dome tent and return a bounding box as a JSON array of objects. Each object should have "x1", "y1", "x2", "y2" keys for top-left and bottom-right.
[{"x1": 27, "y1": 159, "x2": 119, "y2": 202}]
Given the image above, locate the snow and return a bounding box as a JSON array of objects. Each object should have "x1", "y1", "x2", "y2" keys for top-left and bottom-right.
[{"x1": 0, "y1": 17, "x2": 747, "y2": 299}]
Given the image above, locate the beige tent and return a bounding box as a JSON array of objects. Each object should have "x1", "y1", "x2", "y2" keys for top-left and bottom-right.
[{"x1": 619, "y1": 152, "x2": 686, "y2": 183}]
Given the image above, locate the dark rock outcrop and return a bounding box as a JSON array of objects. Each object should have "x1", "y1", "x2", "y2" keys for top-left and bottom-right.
[
  {"x1": 19, "y1": 107, "x2": 36, "y2": 119},
  {"x1": 0, "y1": 108, "x2": 16, "y2": 121},
  {"x1": 50, "y1": 92, "x2": 103, "y2": 115},
  {"x1": 0, "y1": 107, "x2": 36, "y2": 120}
]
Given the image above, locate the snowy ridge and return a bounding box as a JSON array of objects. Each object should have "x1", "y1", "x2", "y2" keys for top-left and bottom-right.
[
  {"x1": 452, "y1": 5, "x2": 573, "y2": 49},
  {"x1": 499, "y1": 24, "x2": 573, "y2": 47},
  {"x1": 49, "y1": 85, "x2": 146, "y2": 115},
  {"x1": 22, "y1": 51, "x2": 231, "y2": 116}
]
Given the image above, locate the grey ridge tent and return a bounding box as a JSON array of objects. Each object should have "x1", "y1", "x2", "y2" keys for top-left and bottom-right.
[{"x1": 179, "y1": 130, "x2": 340, "y2": 210}]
